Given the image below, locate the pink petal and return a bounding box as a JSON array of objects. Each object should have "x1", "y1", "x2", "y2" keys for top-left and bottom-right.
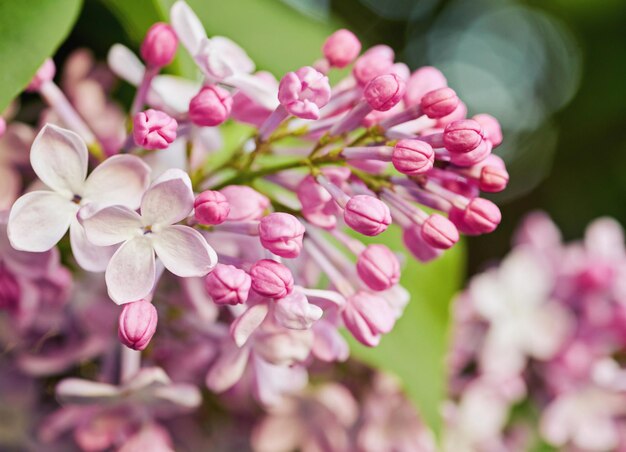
[
  {"x1": 69, "y1": 219, "x2": 117, "y2": 272},
  {"x1": 0, "y1": 165, "x2": 20, "y2": 210},
  {"x1": 205, "y1": 342, "x2": 250, "y2": 393},
  {"x1": 274, "y1": 289, "x2": 323, "y2": 330},
  {"x1": 83, "y1": 155, "x2": 151, "y2": 209},
  {"x1": 30, "y1": 124, "x2": 88, "y2": 196},
  {"x1": 231, "y1": 303, "x2": 269, "y2": 347},
  {"x1": 106, "y1": 237, "x2": 155, "y2": 304},
  {"x1": 151, "y1": 225, "x2": 217, "y2": 277},
  {"x1": 141, "y1": 169, "x2": 194, "y2": 226},
  {"x1": 8, "y1": 191, "x2": 76, "y2": 252},
  {"x1": 80, "y1": 205, "x2": 142, "y2": 247}
]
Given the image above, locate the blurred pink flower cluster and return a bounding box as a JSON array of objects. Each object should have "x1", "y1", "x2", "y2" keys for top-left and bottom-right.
[
  {"x1": 0, "y1": 0, "x2": 508, "y2": 449},
  {"x1": 447, "y1": 212, "x2": 626, "y2": 451}
]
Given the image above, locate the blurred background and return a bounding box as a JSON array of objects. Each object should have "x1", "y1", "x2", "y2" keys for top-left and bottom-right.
[{"x1": 56, "y1": 0, "x2": 626, "y2": 275}]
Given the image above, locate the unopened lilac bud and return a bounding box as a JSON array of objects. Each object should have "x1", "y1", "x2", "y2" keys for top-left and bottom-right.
[
  {"x1": 204, "y1": 264, "x2": 251, "y2": 305},
  {"x1": 421, "y1": 87, "x2": 459, "y2": 119},
  {"x1": 449, "y1": 140, "x2": 491, "y2": 167},
  {"x1": 344, "y1": 195, "x2": 391, "y2": 236},
  {"x1": 352, "y1": 46, "x2": 394, "y2": 87},
  {"x1": 258, "y1": 212, "x2": 305, "y2": 259},
  {"x1": 473, "y1": 113, "x2": 503, "y2": 147},
  {"x1": 356, "y1": 244, "x2": 400, "y2": 291},
  {"x1": 189, "y1": 85, "x2": 233, "y2": 127},
  {"x1": 392, "y1": 139, "x2": 435, "y2": 176},
  {"x1": 194, "y1": 190, "x2": 230, "y2": 225},
  {"x1": 364, "y1": 74, "x2": 406, "y2": 112},
  {"x1": 250, "y1": 259, "x2": 294, "y2": 299},
  {"x1": 118, "y1": 300, "x2": 158, "y2": 351},
  {"x1": 278, "y1": 66, "x2": 331, "y2": 120},
  {"x1": 421, "y1": 214, "x2": 459, "y2": 249},
  {"x1": 220, "y1": 185, "x2": 269, "y2": 221},
  {"x1": 443, "y1": 119, "x2": 484, "y2": 153},
  {"x1": 436, "y1": 101, "x2": 467, "y2": 128},
  {"x1": 404, "y1": 66, "x2": 448, "y2": 107},
  {"x1": 462, "y1": 198, "x2": 501, "y2": 234},
  {"x1": 322, "y1": 29, "x2": 361, "y2": 68},
  {"x1": 140, "y1": 23, "x2": 178, "y2": 68},
  {"x1": 133, "y1": 109, "x2": 177, "y2": 150},
  {"x1": 403, "y1": 224, "x2": 443, "y2": 262},
  {"x1": 342, "y1": 291, "x2": 395, "y2": 347},
  {"x1": 480, "y1": 165, "x2": 509, "y2": 193},
  {"x1": 26, "y1": 58, "x2": 56, "y2": 92}
]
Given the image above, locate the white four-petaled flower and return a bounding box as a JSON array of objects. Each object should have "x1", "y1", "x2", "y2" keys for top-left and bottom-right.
[{"x1": 80, "y1": 168, "x2": 217, "y2": 304}]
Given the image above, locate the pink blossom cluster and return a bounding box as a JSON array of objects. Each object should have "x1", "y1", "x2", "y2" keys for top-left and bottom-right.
[
  {"x1": 0, "y1": 0, "x2": 508, "y2": 449},
  {"x1": 446, "y1": 213, "x2": 626, "y2": 451}
]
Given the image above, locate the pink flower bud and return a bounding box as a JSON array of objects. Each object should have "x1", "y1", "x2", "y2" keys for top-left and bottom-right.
[
  {"x1": 449, "y1": 139, "x2": 491, "y2": 167},
  {"x1": 461, "y1": 198, "x2": 501, "y2": 234},
  {"x1": 356, "y1": 244, "x2": 400, "y2": 291},
  {"x1": 480, "y1": 165, "x2": 509, "y2": 192},
  {"x1": 140, "y1": 23, "x2": 178, "y2": 68},
  {"x1": 352, "y1": 46, "x2": 394, "y2": 87},
  {"x1": 118, "y1": 300, "x2": 158, "y2": 351},
  {"x1": 194, "y1": 190, "x2": 230, "y2": 225},
  {"x1": 204, "y1": 264, "x2": 251, "y2": 305},
  {"x1": 132, "y1": 109, "x2": 177, "y2": 150},
  {"x1": 403, "y1": 224, "x2": 443, "y2": 262},
  {"x1": 420, "y1": 87, "x2": 459, "y2": 119},
  {"x1": 436, "y1": 100, "x2": 467, "y2": 128},
  {"x1": 250, "y1": 259, "x2": 294, "y2": 299},
  {"x1": 189, "y1": 85, "x2": 233, "y2": 127},
  {"x1": 344, "y1": 195, "x2": 391, "y2": 236},
  {"x1": 220, "y1": 185, "x2": 269, "y2": 221},
  {"x1": 421, "y1": 214, "x2": 459, "y2": 249},
  {"x1": 258, "y1": 212, "x2": 305, "y2": 258},
  {"x1": 404, "y1": 66, "x2": 448, "y2": 107},
  {"x1": 231, "y1": 71, "x2": 277, "y2": 127},
  {"x1": 392, "y1": 139, "x2": 435, "y2": 176},
  {"x1": 364, "y1": 74, "x2": 406, "y2": 112},
  {"x1": 342, "y1": 291, "x2": 395, "y2": 347},
  {"x1": 473, "y1": 113, "x2": 503, "y2": 147},
  {"x1": 26, "y1": 58, "x2": 56, "y2": 92},
  {"x1": 322, "y1": 29, "x2": 361, "y2": 68},
  {"x1": 443, "y1": 119, "x2": 484, "y2": 153},
  {"x1": 278, "y1": 66, "x2": 331, "y2": 120}
]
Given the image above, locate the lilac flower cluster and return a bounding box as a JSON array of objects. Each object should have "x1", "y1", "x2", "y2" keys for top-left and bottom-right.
[
  {"x1": 0, "y1": 1, "x2": 507, "y2": 449},
  {"x1": 447, "y1": 213, "x2": 626, "y2": 451}
]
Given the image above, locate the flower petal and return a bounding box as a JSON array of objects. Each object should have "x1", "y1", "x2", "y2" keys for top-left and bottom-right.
[
  {"x1": 224, "y1": 73, "x2": 279, "y2": 110},
  {"x1": 83, "y1": 155, "x2": 151, "y2": 209},
  {"x1": 30, "y1": 124, "x2": 88, "y2": 195},
  {"x1": 56, "y1": 378, "x2": 121, "y2": 405},
  {"x1": 170, "y1": 0, "x2": 207, "y2": 56},
  {"x1": 80, "y1": 205, "x2": 142, "y2": 247},
  {"x1": 106, "y1": 237, "x2": 155, "y2": 304},
  {"x1": 205, "y1": 342, "x2": 250, "y2": 393},
  {"x1": 274, "y1": 289, "x2": 323, "y2": 330},
  {"x1": 231, "y1": 303, "x2": 269, "y2": 347},
  {"x1": 150, "y1": 75, "x2": 201, "y2": 116},
  {"x1": 8, "y1": 191, "x2": 76, "y2": 252},
  {"x1": 152, "y1": 225, "x2": 217, "y2": 277},
  {"x1": 0, "y1": 166, "x2": 20, "y2": 210},
  {"x1": 69, "y1": 219, "x2": 117, "y2": 272},
  {"x1": 141, "y1": 169, "x2": 194, "y2": 226},
  {"x1": 107, "y1": 44, "x2": 145, "y2": 86}
]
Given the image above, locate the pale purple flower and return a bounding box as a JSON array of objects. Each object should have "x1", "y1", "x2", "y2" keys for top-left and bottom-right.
[
  {"x1": 8, "y1": 124, "x2": 150, "y2": 271},
  {"x1": 80, "y1": 169, "x2": 217, "y2": 303}
]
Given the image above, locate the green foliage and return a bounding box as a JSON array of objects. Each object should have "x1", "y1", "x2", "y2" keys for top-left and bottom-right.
[
  {"x1": 348, "y1": 227, "x2": 465, "y2": 435},
  {"x1": 0, "y1": 0, "x2": 82, "y2": 112}
]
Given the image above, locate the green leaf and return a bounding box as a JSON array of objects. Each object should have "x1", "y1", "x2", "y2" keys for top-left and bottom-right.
[
  {"x1": 347, "y1": 226, "x2": 466, "y2": 435},
  {"x1": 0, "y1": 0, "x2": 83, "y2": 112}
]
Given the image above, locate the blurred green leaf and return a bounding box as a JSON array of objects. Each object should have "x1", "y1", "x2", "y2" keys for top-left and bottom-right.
[
  {"x1": 0, "y1": 0, "x2": 82, "y2": 112},
  {"x1": 102, "y1": 0, "x2": 342, "y2": 77},
  {"x1": 348, "y1": 227, "x2": 466, "y2": 435}
]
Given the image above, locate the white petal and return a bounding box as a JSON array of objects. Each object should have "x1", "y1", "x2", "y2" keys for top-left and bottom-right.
[
  {"x1": 152, "y1": 225, "x2": 217, "y2": 277},
  {"x1": 274, "y1": 289, "x2": 323, "y2": 330},
  {"x1": 224, "y1": 73, "x2": 279, "y2": 110},
  {"x1": 8, "y1": 191, "x2": 76, "y2": 251},
  {"x1": 142, "y1": 139, "x2": 187, "y2": 180},
  {"x1": 107, "y1": 44, "x2": 145, "y2": 86},
  {"x1": 585, "y1": 217, "x2": 625, "y2": 260},
  {"x1": 80, "y1": 205, "x2": 142, "y2": 246},
  {"x1": 150, "y1": 75, "x2": 201, "y2": 115},
  {"x1": 212, "y1": 36, "x2": 255, "y2": 74},
  {"x1": 69, "y1": 219, "x2": 117, "y2": 272},
  {"x1": 106, "y1": 237, "x2": 155, "y2": 304},
  {"x1": 56, "y1": 378, "x2": 120, "y2": 405},
  {"x1": 170, "y1": 1, "x2": 207, "y2": 56},
  {"x1": 30, "y1": 124, "x2": 88, "y2": 195},
  {"x1": 0, "y1": 165, "x2": 20, "y2": 210},
  {"x1": 141, "y1": 169, "x2": 194, "y2": 226},
  {"x1": 231, "y1": 303, "x2": 269, "y2": 347},
  {"x1": 83, "y1": 155, "x2": 151, "y2": 209}
]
